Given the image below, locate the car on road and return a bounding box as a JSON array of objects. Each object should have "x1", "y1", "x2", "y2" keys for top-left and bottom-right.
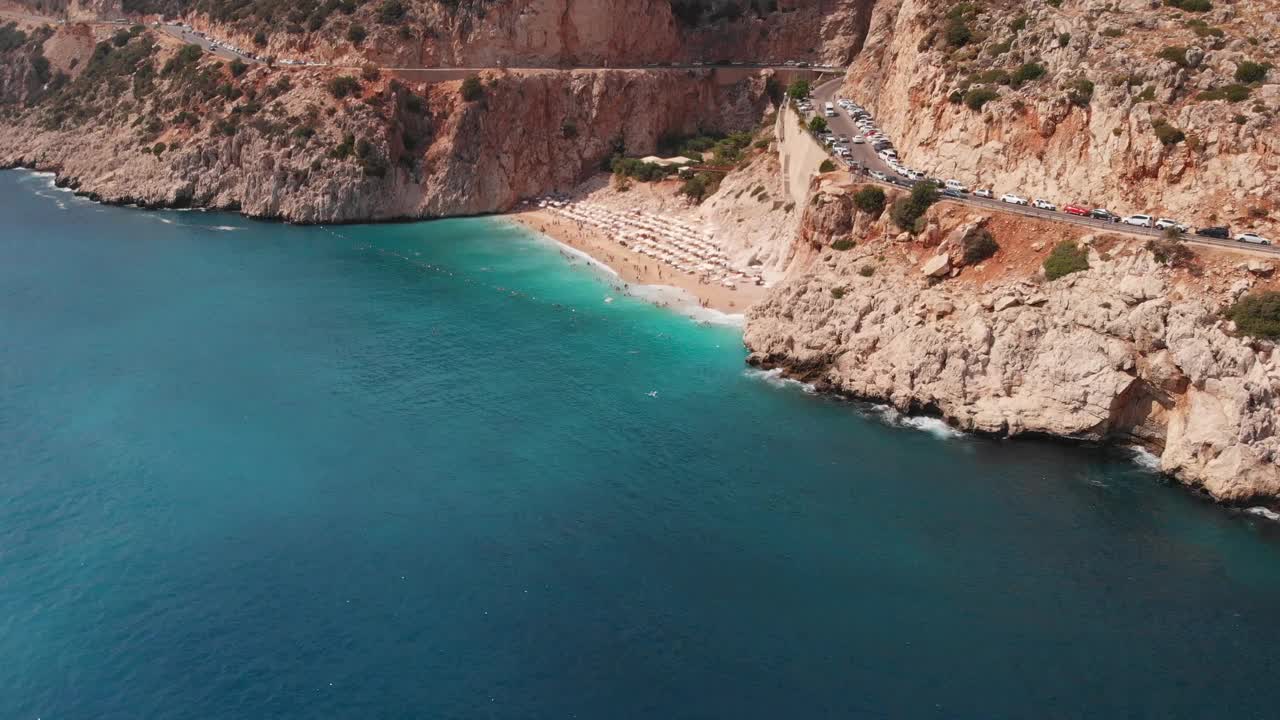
[
  {"x1": 1064, "y1": 204, "x2": 1090, "y2": 216},
  {"x1": 1000, "y1": 193, "x2": 1029, "y2": 205},
  {"x1": 1123, "y1": 214, "x2": 1154, "y2": 228},
  {"x1": 942, "y1": 187, "x2": 964, "y2": 199},
  {"x1": 973, "y1": 188, "x2": 993, "y2": 199},
  {"x1": 869, "y1": 170, "x2": 890, "y2": 182},
  {"x1": 1196, "y1": 226, "x2": 1231, "y2": 239},
  {"x1": 1032, "y1": 199, "x2": 1056, "y2": 211},
  {"x1": 1236, "y1": 232, "x2": 1272, "y2": 245},
  {"x1": 851, "y1": 136, "x2": 865, "y2": 144},
  {"x1": 1090, "y1": 208, "x2": 1120, "y2": 222},
  {"x1": 1154, "y1": 218, "x2": 1189, "y2": 233},
  {"x1": 944, "y1": 179, "x2": 968, "y2": 193}
]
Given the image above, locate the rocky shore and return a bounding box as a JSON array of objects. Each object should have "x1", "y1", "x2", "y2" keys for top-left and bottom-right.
[{"x1": 743, "y1": 182, "x2": 1280, "y2": 504}]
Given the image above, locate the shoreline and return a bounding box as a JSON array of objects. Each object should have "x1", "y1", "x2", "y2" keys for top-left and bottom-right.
[{"x1": 504, "y1": 209, "x2": 767, "y2": 316}]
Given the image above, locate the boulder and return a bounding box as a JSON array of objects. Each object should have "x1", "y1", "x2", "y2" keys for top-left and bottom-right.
[{"x1": 922, "y1": 253, "x2": 951, "y2": 277}]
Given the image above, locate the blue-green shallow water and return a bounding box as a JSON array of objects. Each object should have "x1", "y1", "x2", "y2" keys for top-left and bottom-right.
[{"x1": 3, "y1": 170, "x2": 1280, "y2": 720}]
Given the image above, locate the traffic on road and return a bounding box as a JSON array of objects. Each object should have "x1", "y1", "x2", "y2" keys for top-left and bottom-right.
[{"x1": 804, "y1": 77, "x2": 1276, "y2": 254}]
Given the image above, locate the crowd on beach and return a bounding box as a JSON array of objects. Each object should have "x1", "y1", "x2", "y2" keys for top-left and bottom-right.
[{"x1": 532, "y1": 197, "x2": 765, "y2": 290}]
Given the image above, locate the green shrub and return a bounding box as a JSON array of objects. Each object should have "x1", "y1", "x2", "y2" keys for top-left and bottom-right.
[
  {"x1": 1101, "y1": 27, "x2": 1125, "y2": 38},
  {"x1": 819, "y1": 159, "x2": 836, "y2": 172},
  {"x1": 1186, "y1": 19, "x2": 1224, "y2": 38},
  {"x1": 962, "y1": 228, "x2": 999, "y2": 264},
  {"x1": 1196, "y1": 84, "x2": 1250, "y2": 102},
  {"x1": 945, "y1": 18, "x2": 972, "y2": 47},
  {"x1": 253, "y1": 30, "x2": 267, "y2": 46},
  {"x1": 1235, "y1": 61, "x2": 1272, "y2": 83},
  {"x1": 112, "y1": 29, "x2": 131, "y2": 47},
  {"x1": 853, "y1": 185, "x2": 886, "y2": 216},
  {"x1": 1012, "y1": 62, "x2": 1047, "y2": 86},
  {"x1": 460, "y1": 75, "x2": 483, "y2": 101},
  {"x1": 891, "y1": 182, "x2": 939, "y2": 232},
  {"x1": 1010, "y1": 14, "x2": 1028, "y2": 32},
  {"x1": 786, "y1": 79, "x2": 810, "y2": 99},
  {"x1": 832, "y1": 238, "x2": 855, "y2": 251},
  {"x1": 1146, "y1": 237, "x2": 1194, "y2": 267},
  {"x1": 1137, "y1": 85, "x2": 1157, "y2": 102},
  {"x1": 1043, "y1": 241, "x2": 1089, "y2": 280},
  {"x1": 808, "y1": 116, "x2": 828, "y2": 133},
  {"x1": 1157, "y1": 46, "x2": 1189, "y2": 67},
  {"x1": 1152, "y1": 119, "x2": 1185, "y2": 145},
  {"x1": 1058, "y1": 32, "x2": 1071, "y2": 48},
  {"x1": 1165, "y1": 0, "x2": 1212, "y2": 11},
  {"x1": 1227, "y1": 291, "x2": 1280, "y2": 339},
  {"x1": 326, "y1": 75, "x2": 360, "y2": 98},
  {"x1": 1067, "y1": 77, "x2": 1095, "y2": 107},
  {"x1": 964, "y1": 86, "x2": 999, "y2": 110},
  {"x1": 377, "y1": 0, "x2": 406, "y2": 23},
  {"x1": 830, "y1": 287, "x2": 846, "y2": 299},
  {"x1": 229, "y1": 58, "x2": 248, "y2": 77},
  {"x1": 858, "y1": 265, "x2": 875, "y2": 277},
  {"x1": 346, "y1": 24, "x2": 367, "y2": 44}
]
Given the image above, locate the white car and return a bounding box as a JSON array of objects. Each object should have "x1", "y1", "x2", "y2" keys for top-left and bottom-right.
[
  {"x1": 1123, "y1": 214, "x2": 1154, "y2": 228},
  {"x1": 1154, "y1": 218, "x2": 1189, "y2": 232},
  {"x1": 1000, "y1": 193, "x2": 1029, "y2": 205},
  {"x1": 1236, "y1": 232, "x2": 1272, "y2": 245},
  {"x1": 944, "y1": 179, "x2": 968, "y2": 193},
  {"x1": 869, "y1": 170, "x2": 890, "y2": 182},
  {"x1": 974, "y1": 188, "x2": 993, "y2": 199},
  {"x1": 851, "y1": 136, "x2": 865, "y2": 144},
  {"x1": 1032, "y1": 199, "x2": 1057, "y2": 211}
]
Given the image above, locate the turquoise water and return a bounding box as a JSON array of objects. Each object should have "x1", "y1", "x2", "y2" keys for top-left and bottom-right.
[{"x1": 3, "y1": 169, "x2": 1280, "y2": 719}]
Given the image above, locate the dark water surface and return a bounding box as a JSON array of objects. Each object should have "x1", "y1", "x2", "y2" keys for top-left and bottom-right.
[{"x1": 2, "y1": 170, "x2": 1279, "y2": 719}]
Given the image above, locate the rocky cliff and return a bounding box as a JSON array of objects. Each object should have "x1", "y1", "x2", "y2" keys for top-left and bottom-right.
[
  {"x1": 844, "y1": 0, "x2": 1279, "y2": 238},
  {"x1": 0, "y1": 22, "x2": 771, "y2": 221},
  {"x1": 744, "y1": 180, "x2": 1280, "y2": 503}
]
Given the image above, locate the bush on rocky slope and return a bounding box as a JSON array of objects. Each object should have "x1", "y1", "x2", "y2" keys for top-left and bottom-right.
[
  {"x1": 852, "y1": 185, "x2": 885, "y2": 216},
  {"x1": 1043, "y1": 241, "x2": 1089, "y2": 280},
  {"x1": 1228, "y1": 291, "x2": 1280, "y2": 339}
]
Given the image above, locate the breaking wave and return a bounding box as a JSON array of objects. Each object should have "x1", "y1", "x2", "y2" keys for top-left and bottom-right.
[{"x1": 742, "y1": 367, "x2": 816, "y2": 394}]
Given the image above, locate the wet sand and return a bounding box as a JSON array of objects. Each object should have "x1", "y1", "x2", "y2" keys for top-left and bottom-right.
[{"x1": 505, "y1": 209, "x2": 767, "y2": 314}]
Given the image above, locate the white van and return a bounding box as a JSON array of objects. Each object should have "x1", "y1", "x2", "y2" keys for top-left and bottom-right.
[{"x1": 944, "y1": 179, "x2": 968, "y2": 193}]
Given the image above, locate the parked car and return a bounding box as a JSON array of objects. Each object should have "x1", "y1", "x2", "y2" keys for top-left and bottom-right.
[
  {"x1": 1064, "y1": 204, "x2": 1090, "y2": 216},
  {"x1": 1123, "y1": 214, "x2": 1154, "y2": 228},
  {"x1": 1000, "y1": 193, "x2": 1029, "y2": 205},
  {"x1": 942, "y1": 187, "x2": 964, "y2": 199},
  {"x1": 1196, "y1": 226, "x2": 1231, "y2": 239},
  {"x1": 1091, "y1": 208, "x2": 1120, "y2": 222},
  {"x1": 851, "y1": 136, "x2": 865, "y2": 144},
  {"x1": 974, "y1": 188, "x2": 993, "y2": 199},
  {"x1": 1154, "y1": 218, "x2": 1189, "y2": 233},
  {"x1": 1236, "y1": 232, "x2": 1273, "y2": 245},
  {"x1": 1032, "y1": 199, "x2": 1057, "y2": 211},
  {"x1": 944, "y1": 179, "x2": 969, "y2": 193},
  {"x1": 869, "y1": 170, "x2": 890, "y2": 182}
]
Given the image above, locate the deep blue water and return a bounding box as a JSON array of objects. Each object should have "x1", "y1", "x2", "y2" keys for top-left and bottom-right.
[{"x1": 3, "y1": 169, "x2": 1280, "y2": 719}]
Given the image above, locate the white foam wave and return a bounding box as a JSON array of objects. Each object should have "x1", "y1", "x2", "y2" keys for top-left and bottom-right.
[
  {"x1": 865, "y1": 404, "x2": 964, "y2": 439},
  {"x1": 156, "y1": 217, "x2": 174, "y2": 224},
  {"x1": 743, "y1": 367, "x2": 816, "y2": 394},
  {"x1": 1128, "y1": 446, "x2": 1162, "y2": 471},
  {"x1": 1246, "y1": 507, "x2": 1280, "y2": 522},
  {"x1": 210, "y1": 225, "x2": 243, "y2": 232}
]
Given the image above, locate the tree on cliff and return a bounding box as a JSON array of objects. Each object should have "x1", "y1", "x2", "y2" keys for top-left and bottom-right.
[
  {"x1": 459, "y1": 76, "x2": 485, "y2": 102},
  {"x1": 808, "y1": 116, "x2": 827, "y2": 133},
  {"x1": 787, "y1": 79, "x2": 811, "y2": 100},
  {"x1": 1227, "y1": 291, "x2": 1280, "y2": 339},
  {"x1": 1043, "y1": 241, "x2": 1089, "y2": 280}
]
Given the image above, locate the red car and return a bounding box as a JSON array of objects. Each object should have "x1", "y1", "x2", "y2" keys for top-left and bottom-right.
[{"x1": 1064, "y1": 204, "x2": 1090, "y2": 216}]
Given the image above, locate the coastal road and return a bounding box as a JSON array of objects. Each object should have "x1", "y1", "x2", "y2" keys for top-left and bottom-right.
[{"x1": 807, "y1": 77, "x2": 1280, "y2": 257}]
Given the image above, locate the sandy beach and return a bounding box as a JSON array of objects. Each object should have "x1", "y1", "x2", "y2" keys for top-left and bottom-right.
[{"x1": 505, "y1": 209, "x2": 767, "y2": 315}]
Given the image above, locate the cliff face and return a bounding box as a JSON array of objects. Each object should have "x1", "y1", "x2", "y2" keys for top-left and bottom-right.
[
  {"x1": 54, "y1": 0, "x2": 877, "y2": 68},
  {"x1": 0, "y1": 25, "x2": 770, "y2": 221},
  {"x1": 744, "y1": 182, "x2": 1280, "y2": 503},
  {"x1": 844, "y1": 0, "x2": 1280, "y2": 238}
]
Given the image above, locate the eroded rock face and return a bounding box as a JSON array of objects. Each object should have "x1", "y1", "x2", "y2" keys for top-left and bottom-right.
[
  {"x1": 843, "y1": 0, "x2": 1280, "y2": 239},
  {"x1": 745, "y1": 197, "x2": 1280, "y2": 503},
  {"x1": 0, "y1": 65, "x2": 770, "y2": 222}
]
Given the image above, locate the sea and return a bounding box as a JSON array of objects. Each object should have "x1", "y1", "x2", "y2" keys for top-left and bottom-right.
[{"x1": 3, "y1": 169, "x2": 1280, "y2": 719}]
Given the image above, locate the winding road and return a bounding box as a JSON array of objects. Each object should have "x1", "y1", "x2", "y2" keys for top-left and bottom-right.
[{"x1": 808, "y1": 76, "x2": 1280, "y2": 257}]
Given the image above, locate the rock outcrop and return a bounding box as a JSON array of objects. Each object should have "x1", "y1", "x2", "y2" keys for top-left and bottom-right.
[
  {"x1": 843, "y1": 0, "x2": 1280, "y2": 239},
  {"x1": 745, "y1": 187, "x2": 1280, "y2": 503},
  {"x1": 0, "y1": 24, "x2": 771, "y2": 221}
]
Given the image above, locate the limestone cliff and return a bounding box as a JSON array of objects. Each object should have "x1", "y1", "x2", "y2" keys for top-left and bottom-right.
[
  {"x1": 0, "y1": 24, "x2": 770, "y2": 221},
  {"x1": 744, "y1": 182, "x2": 1280, "y2": 503},
  {"x1": 844, "y1": 0, "x2": 1280, "y2": 239}
]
